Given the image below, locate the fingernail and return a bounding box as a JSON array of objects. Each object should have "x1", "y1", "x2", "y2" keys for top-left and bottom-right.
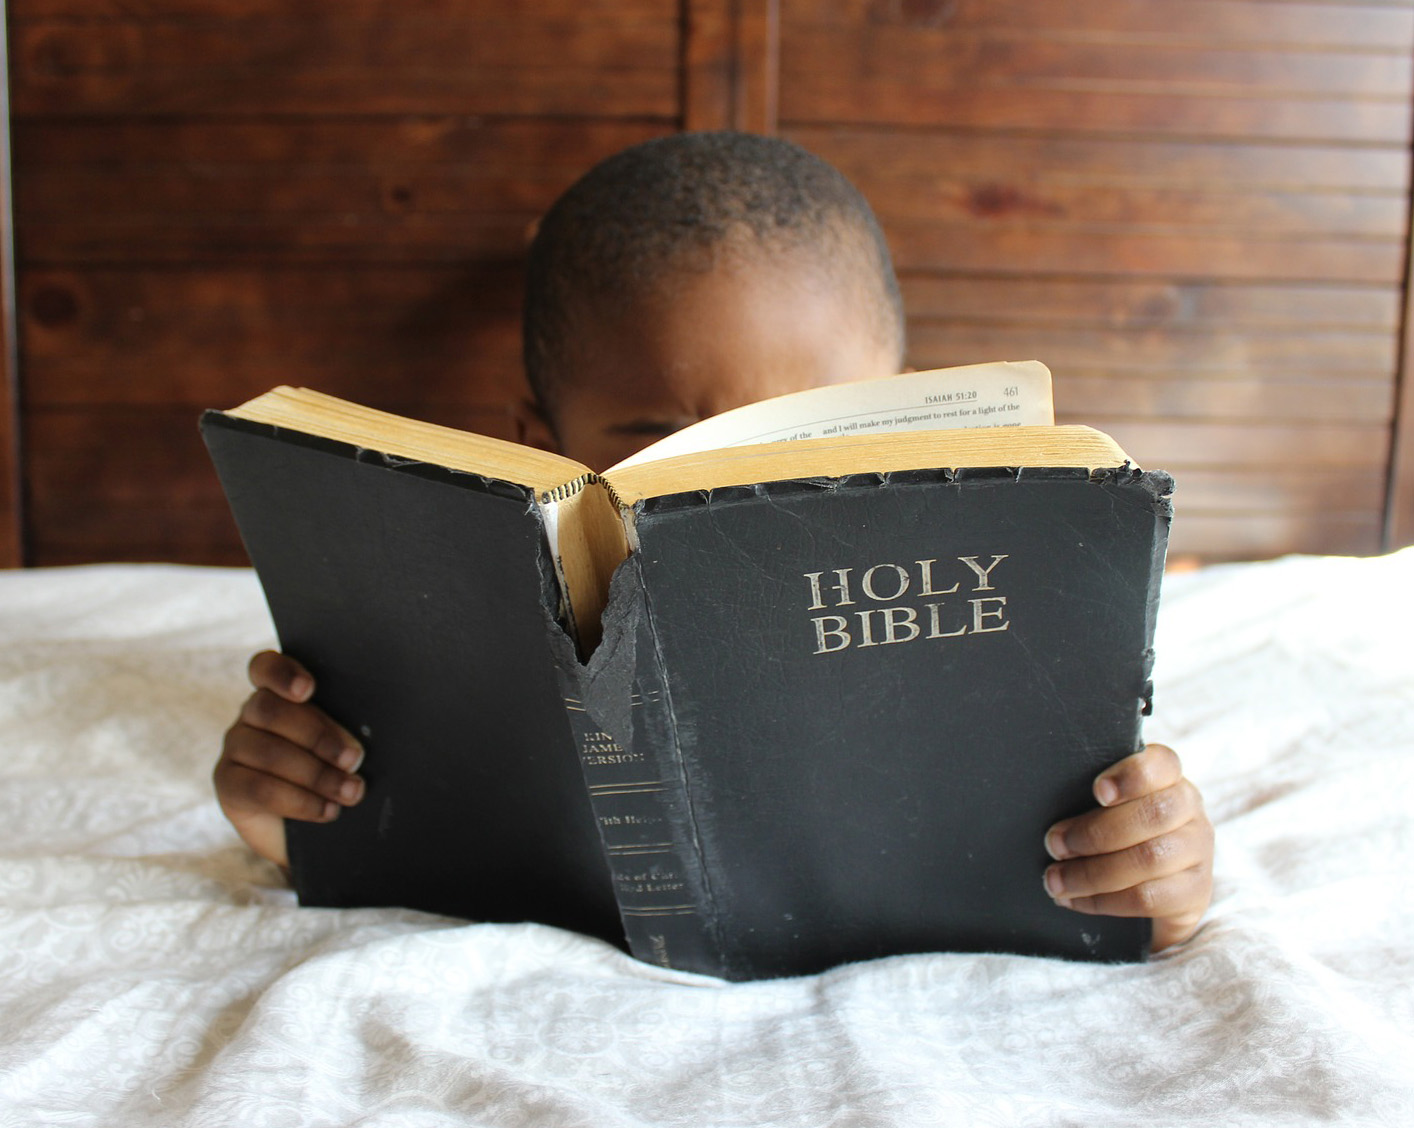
[
  {"x1": 1095, "y1": 776, "x2": 1120, "y2": 806},
  {"x1": 336, "y1": 745, "x2": 364, "y2": 773},
  {"x1": 339, "y1": 777, "x2": 365, "y2": 805},
  {"x1": 1045, "y1": 827, "x2": 1072, "y2": 861},
  {"x1": 1044, "y1": 866, "x2": 1065, "y2": 899},
  {"x1": 322, "y1": 800, "x2": 339, "y2": 821},
  {"x1": 290, "y1": 675, "x2": 314, "y2": 701}
]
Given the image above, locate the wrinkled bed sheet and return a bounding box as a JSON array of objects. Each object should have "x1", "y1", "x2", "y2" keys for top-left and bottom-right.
[{"x1": 1, "y1": 553, "x2": 1411, "y2": 1126}]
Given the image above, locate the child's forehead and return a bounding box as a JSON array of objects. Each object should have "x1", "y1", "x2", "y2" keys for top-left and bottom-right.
[{"x1": 559, "y1": 252, "x2": 892, "y2": 410}]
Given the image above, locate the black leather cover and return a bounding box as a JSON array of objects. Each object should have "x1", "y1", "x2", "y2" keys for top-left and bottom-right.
[
  {"x1": 205, "y1": 409, "x2": 1168, "y2": 978},
  {"x1": 201, "y1": 412, "x2": 622, "y2": 944},
  {"x1": 575, "y1": 466, "x2": 1167, "y2": 977}
]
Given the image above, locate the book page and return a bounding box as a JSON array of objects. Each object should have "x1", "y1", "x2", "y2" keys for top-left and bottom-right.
[{"x1": 610, "y1": 360, "x2": 1053, "y2": 471}]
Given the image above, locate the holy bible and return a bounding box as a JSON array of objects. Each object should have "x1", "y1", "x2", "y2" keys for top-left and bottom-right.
[{"x1": 201, "y1": 361, "x2": 1171, "y2": 980}]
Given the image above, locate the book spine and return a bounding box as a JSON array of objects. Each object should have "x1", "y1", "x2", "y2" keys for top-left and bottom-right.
[{"x1": 558, "y1": 563, "x2": 724, "y2": 977}]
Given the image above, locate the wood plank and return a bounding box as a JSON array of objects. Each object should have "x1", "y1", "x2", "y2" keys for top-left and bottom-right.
[
  {"x1": 858, "y1": 181, "x2": 1402, "y2": 240},
  {"x1": 781, "y1": 26, "x2": 1412, "y2": 98},
  {"x1": 779, "y1": 2, "x2": 1414, "y2": 142},
  {"x1": 11, "y1": 8, "x2": 680, "y2": 118},
  {"x1": 886, "y1": 225, "x2": 1403, "y2": 283},
  {"x1": 1387, "y1": 166, "x2": 1414, "y2": 550},
  {"x1": 790, "y1": 127, "x2": 1408, "y2": 281},
  {"x1": 12, "y1": 119, "x2": 669, "y2": 265},
  {"x1": 14, "y1": 0, "x2": 646, "y2": 15},
  {"x1": 787, "y1": 84, "x2": 1409, "y2": 145},
  {"x1": 1167, "y1": 466, "x2": 1386, "y2": 514},
  {"x1": 907, "y1": 323, "x2": 1398, "y2": 379},
  {"x1": 12, "y1": 117, "x2": 669, "y2": 169},
  {"x1": 1080, "y1": 419, "x2": 1391, "y2": 468},
  {"x1": 22, "y1": 120, "x2": 1404, "y2": 275},
  {"x1": 24, "y1": 404, "x2": 519, "y2": 566},
  {"x1": 32, "y1": 112, "x2": 1402, "y2": 197},
  {"x1": 790, "y1": 128, "x2": 1409, "y2": 195},
  {"x1": 794, "y1": 0, "x2": 1414, "y2": 51},
  {"x1": 0, "y1": 13, "x2": 20, "y2": 567},
  {"x1": 1166, "y1": 512, "x2": 1383, "y2": 561},
  {"x1": 683, "y1": 0, "x2": 780, "y2": 132},
  {"x1": 1053, "y1": 374, "x2": 1393, "y2": 424},
  {"x1": 20, "y1": 267, "x2": 526, "y2": 407},
  {"x1": 898, "y1": 277, "x2": 1402, "y2": 332}
]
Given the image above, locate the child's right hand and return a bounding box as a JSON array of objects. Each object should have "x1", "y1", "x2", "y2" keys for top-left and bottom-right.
[{"x1": 213, "y1": 651, "x2": 366, "y2": 871}]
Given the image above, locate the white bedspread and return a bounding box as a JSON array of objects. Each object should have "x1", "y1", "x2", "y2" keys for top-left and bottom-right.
[{"x1": 1, "y1": 554, "x2": 1411, "y2": 1126}]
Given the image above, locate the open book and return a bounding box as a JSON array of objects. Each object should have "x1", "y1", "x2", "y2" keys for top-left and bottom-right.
[{"x1": 202, "y1": 360, "x2": 1170, "y2": 979}]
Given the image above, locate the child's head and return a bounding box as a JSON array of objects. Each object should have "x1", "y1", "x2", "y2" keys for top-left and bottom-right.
[{"x1": 521, "y1": 131, "x2": 906, "y2": 470}]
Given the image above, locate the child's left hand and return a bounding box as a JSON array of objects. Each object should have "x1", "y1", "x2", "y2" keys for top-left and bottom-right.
[{"x1": 1043, "y1": 743, "x2": 1213, "y2": 953}]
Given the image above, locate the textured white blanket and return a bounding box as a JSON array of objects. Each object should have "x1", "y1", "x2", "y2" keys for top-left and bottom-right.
[{"x1": 1, "y1": 555, "x2": 1411, "y2": 1126}]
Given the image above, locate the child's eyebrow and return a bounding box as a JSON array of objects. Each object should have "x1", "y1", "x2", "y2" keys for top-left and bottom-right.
[{"x1": 605, "y1": 419, "x2": 691, "y2": 437}]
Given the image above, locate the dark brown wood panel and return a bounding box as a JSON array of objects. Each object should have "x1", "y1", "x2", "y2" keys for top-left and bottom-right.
[
  {"x1": 9, "y1": 0, "x2": 1414, "y2": 565},
  {"x1": 801, "y1": 0, "x2": 1412, "y2": 50},
  {"x1": 1389, "y1": 178, "x2": 1414, "y2": 550},
  {"x1": 795, "y1": 131, "x2": 1408, "y2": 194},
  {"x1": 21, "y1": 266, "x2": 525, "y2": 408},
  {"x1": 785, "y1": 30, "x2": 1408, "y2": 100},
  {"x1": 1092, "y1": 419, "x2": 1390, "y2": 470},
  {"x1": 8, "y1": 0, "x2": 685, "y2": 565},
  {"x1": 781, "y1": 0, "x2": 1413, "y2": 143},
  {"x1": 11, "y1": 5, "x2": 680, "y2": 118},
  {"x1": 777, "y1": 0, "x2": 1414, "y2": 559},
  {"x1": 1167, "y1": 512, "x2": 1383, "y2": 561},
  {"x1": 0, "y1": 11, "x2": 19, "y2": 567},
  {"x1": 908, "y1": 324, "x2": 1397, "y2": 381},
  {"x1": 789, "y1": 127, "x2": 1408, "y2": 282},
  {"x1": 875, "y1": 184, "x2": 1402, "y2": 240},
  {"x1": 683, "y1": 0, "x2": 780, "y2": 132},
  {"x1": 898, "y1": 278, "x2": 1402, "y2": 333},
  {"x1": 1171, "y1": 467, "x2": 1386, "y2": 515},
  {"x1": 888, "y1": 227, "x2": 1401, "y2": 285},
  {"x1": 1054, "y1": 375, "x2": 1392, "y2": 425},
  {"x1": 14, "y1": 0, "x2": 646, "y2": 13},
  {"x1": 1385, "y1": 388, "x2": 1413, "y2": 547},
  {"x1": 13, "y1": 119, "x2": 670, "y2": 266},
  {"x1": 787, "y1": 86, "x2": 1407, "y2": 146}
]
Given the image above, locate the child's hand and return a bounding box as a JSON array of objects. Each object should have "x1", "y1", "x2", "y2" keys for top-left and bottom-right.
[
  {"x1": 1043, "y1": 744, "x2": 1213, "y2": 953},
  {"x1": 213, "y1": 651, "x2": 366, "y2": 871}
]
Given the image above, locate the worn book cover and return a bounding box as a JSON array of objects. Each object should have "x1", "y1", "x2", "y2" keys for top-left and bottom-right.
[
  {"x1": 568, "y1": 466, "x2": 1168, "y2": 978},
  {"x1": 201, "y1": 362, "x2": 1169, "y2": 979},
  {"x1": 201, "y1": 416, "x2": 623, "y2": 944}
]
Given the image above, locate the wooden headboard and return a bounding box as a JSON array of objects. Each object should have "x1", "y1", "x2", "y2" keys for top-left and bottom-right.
[{"x1": 2, "y1": 0, "x2": 1411, "y2": 567}]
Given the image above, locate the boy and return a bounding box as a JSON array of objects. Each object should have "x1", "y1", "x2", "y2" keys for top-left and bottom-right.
[{"x1": 214, "y1": 132, "x2": 1213, "y2": 954}]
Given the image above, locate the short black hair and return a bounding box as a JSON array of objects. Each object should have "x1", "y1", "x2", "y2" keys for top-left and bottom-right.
[{"x1": 523, "y1": 131, "x2": 905, "y2": 415}]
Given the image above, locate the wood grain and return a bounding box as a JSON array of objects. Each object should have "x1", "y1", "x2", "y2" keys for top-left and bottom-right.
[
  {"x1": 780, "y1": 1, "x2": 1413, "y2": 143},
  {"x1": 1087, "y1": 419, "x2": 1390, "y2": 470},
  {"x1": 12, "y1": 5, "x2": 680, "y2": 118},
  {"x1": 1166, "y1": 512, "x2": 1382, "y2": 561},
  {"x1": 13, "y1": 119, "x2": 670, "y2": 265},
  {"x1": 797, "y1": 0, "x2": 1413, "y2": 50},
  {"x1": 788, "y1": 126, "x2": 1408, "y2": 282},
  {"x1": 898, "y1": 277, "x2": 1401, "y2": 333},
  {"x1": 10, "y1": 0, "x2": 1414, "y2": 563},
  {"x1": 1388, "y1": 182, "x2": 1414, "y2": 550},
  {"x1": 908, "y1": 323, "x2": 1397, "y2": 382},
  {"x1": 683, "y1": 0, "x2": 779, "y2": 132},
  {"x1": 0, "y1": 16, "x2": 19, "y2": 568},
  {"x1": 21, "y1": 266, "x2": 526, "y2": 407}
]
